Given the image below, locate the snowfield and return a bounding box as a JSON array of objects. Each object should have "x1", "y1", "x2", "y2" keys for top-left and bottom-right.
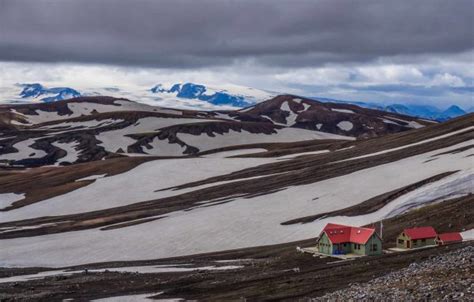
[
  {"x1": 178, "y1": 128, "x2": 354, "y2": 152},
  {"x1": 462, "y1": 229, "x2": 474, "y2": 240},
  {"x1": 332, "y1": 109, "x2": 355, "y2": 114},
  {"x1": 1, "y1": 137, "x2": 472, "y2": 267},
  {"x1": 0, "y1": 157, "x2": 276, "y2": 222},
  {"x1": 0, "y1": 264, "x2": 242, "y2": 284},
  {"x1": 96, "y1": 116, "x2": 218, "y2": 154},
  {"x1": 0, "y1": 193, "x2": 25, "y2": 209},
  {"x1": 0, "y1": 138, "x2": 47, "y2": 161},
  {"x1": 12, "y1": 100, "x2": 181, "y2": 124},
  {"x1": 337, "y1": 121, "x2": 354, "y2": 131},
  {"x1": 52, "y1": 141, "x2": 81, "y2": 165}
]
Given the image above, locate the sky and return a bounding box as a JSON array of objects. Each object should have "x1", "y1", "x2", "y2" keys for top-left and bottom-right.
[{"x1": 0, "y1": 0, "x2": 473, "y2": 109}]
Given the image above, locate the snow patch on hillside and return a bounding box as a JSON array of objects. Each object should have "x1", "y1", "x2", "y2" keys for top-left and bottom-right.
[
  {"x1": 52, "y1": 141, "x2": 81, "y2": 165},
  {"x1": 203, "y1": 148, "x2": 268, "y2": 158},
  {"x1": 337, "y1": 121, "x2": 353, "y2": 131},
  {"x1": 384, "y1": 116, "x2": 424, "y2": 129},
  {"x1": 0, "y1": 264, "x2": 241, "y2": 284},
  {"x1": 1, "y1": 139, "x2": 471, "y2": 267},
  {"x1": 0, "y1": 193, "x2": 25, "y2": 209},
  {"x1": 0, "y1": 157, "x2": 276, "y2": 222},
  {"x1": 461, "y1": 229, "x2": 474, "y2": 240},
  {"x1": 96, "y1": 117, "x2": 217, "y2": 153},
  {"x1": 0, "y1": 139, "x2": 47, "y2": 161},
  {"x1": 178, "y1": 128, "x2": 353, "y2": 152},
  {"x1": 332, "y1": 109, "x2": 354, "y2": 114},
  {"x1": 141, "y1": 137, "x2": 186, "y2": 156},
  {"x1": 340, "y1": 126, "x2": 474, "y2": 162}
]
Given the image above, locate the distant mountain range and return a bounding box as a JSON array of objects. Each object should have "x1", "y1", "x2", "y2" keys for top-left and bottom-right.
[
  {"x1": 313, "y1": 97, "x2": 471, "y2": 121},
  {"x1": 18, "y1": 83, "x2": 81, "y2": 103},
  {"x1": 5, "y1": 83, "x2": 471, "y2": 121},
  {"x1": 150, "y1": 82, "x2": 265, "y2": 107},
  {"x1": 11, "y1": 82, "x2": 274, "y2": 109}
]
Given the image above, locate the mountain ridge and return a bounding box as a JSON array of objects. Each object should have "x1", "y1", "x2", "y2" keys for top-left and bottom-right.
[
  {"x1": 3, "y1": 83, "x2": 470, "y2": 121},
  {"x1": 0, "y1": 95, "x2": 431, "y2": 167}
]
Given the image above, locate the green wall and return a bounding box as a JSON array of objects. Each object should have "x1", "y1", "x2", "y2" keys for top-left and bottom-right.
[
  {"x1": 317, "y1": 232, "x2": 333, "y2": 254},
  {"x1": 364, "y1": 234, "x2": 382, "y2": 255},
  {"x1": 397, "y1": 232, "x2": 436, "y2": 249},
  {"x1": 317, "y1": 232, "x2": 382, "y2": 256}
]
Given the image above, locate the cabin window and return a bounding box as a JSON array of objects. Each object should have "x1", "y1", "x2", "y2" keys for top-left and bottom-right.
[
  {"x1": 370, "y1": 244, "x2": 377, "y2": 251},
  {"x1": 421, "y1": 239, "x2": 426, "y2": 243},
  {"x1": 398, "y1": 239, "x2": 404, "y2": 244},
  {"x1": 343, "y1": 243, "x2": 347, "y2": 247}
]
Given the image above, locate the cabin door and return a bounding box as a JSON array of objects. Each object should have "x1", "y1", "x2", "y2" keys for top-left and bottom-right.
[{"x1": 406, "y1": 241, "x2": 411, "y2": 248}]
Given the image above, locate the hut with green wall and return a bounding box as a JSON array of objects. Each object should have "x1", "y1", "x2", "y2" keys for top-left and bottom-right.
[
  {"x1": 396, "y1": 226, "x2": 437, "y2": 249},
  {"x1": 316, "y1": 223, "x2": 382, "y2": 256}
]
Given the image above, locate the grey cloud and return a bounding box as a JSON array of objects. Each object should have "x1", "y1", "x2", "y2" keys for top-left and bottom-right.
[{"x1": 0, "y1": 0, "x2": 473, "y2": 68}]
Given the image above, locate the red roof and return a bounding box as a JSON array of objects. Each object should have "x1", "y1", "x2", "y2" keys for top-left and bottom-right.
[
  {"x1": 438, "y1": 232, "x2": 463, "y2": 242},
  {"x1": 320, "y1": 223, "x2": 376, "y2": 244},
  {"x1": 403, "y1": 226, "x2": 437, "y2": 240}
]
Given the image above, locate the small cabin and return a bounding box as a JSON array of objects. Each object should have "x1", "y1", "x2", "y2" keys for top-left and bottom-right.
[
  {"x1": 396, "y1": 226, "x2": 437, "y2": 249},
  {"x1": 317, "y1": 223, "x2": 382, "y2": 256},
  {"x1": 436, "y1": 232, "x2": 463, "y2": 245}
]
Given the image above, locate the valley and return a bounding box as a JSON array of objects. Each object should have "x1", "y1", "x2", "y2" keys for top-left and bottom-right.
[{"x1": 0, "y1": 95, "x2": 472, "y2": 300}]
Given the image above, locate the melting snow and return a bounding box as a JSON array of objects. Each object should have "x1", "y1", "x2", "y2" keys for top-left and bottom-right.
[
  {"x1": 384, "y1": 116, "x2": 424, "y2": 129},
  {"x1": 0, "y1": 264, "x2": 242, "y2": 284},
  {"x1": 337, "y1": 121, "x2": 353, "y2": 131},
  {"x1": 1, "y1": 139, "x2": 472, "y2": 267},
  {"x1": 96, "y1": 117, "x2": 217, "y2": 153},
  {"x1": 0, "y1": 193, "x2": 25, "y2": 209},
  {"x1": 0, "y1": 157, "x2": 276, "y2": 222},
  {"x1": 76, "y1": 174, "x2": 107, "y2": 182},
  {"x1": 0, "y1": 138, "x2": 47, "y2": 161},
  {"x1": 141, "y1": 137, "x2": 186, "y2": 156},
  {"x1": 178, "y1": 128, "x2": 353, "y2": 152},
  {"x1": 202, "y1": 148, "x2": 267, "y2": 158},
  {"x1": 340, "y1": 126, "x2": 474, "y2": 162},
  {"x1": 277, "y1": 150, "x2": 330, "y2": 160},
  {"x1": 461, "y1": 229, "x2": 474, "y2": 240},
  {"x1": 52, "y1": 141, "x2": 81, "y2": 165},
  {"x1": 332, "y1": 109, "x2": 355, "y2": 114},
  {"x1": 280, "y1": 101, "x2": 298, "y2": 126}
]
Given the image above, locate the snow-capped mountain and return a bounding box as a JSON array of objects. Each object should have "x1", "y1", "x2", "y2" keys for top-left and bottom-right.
[
  {"x1": 150, "y1": 82, "x2": 275, "y2": 107},
  {"x1": 18, "y1": 83, "x2": 81, "y2": 103},
  {"x1": 3, "y1": 82, "x2": 275, "y2": 110},
  {"x1": 2, "y1": 83, "x2": 469, "y2": 121}
]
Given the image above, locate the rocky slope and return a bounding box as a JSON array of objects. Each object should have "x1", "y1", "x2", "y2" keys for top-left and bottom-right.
[{"x1": 316, "y1": 245, "x2": 473, "y2": 301}]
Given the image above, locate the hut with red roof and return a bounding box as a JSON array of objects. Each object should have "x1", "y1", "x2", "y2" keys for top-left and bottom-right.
[
  {"x1": 317, "y1": 223, "x2": 382, "y2": 256},
  {"x1": 396, "y1": 226, "x2": 437, "y2": 249},
  {"x1": 436, "y1": 232, "x2": 463, "y2": 245}
]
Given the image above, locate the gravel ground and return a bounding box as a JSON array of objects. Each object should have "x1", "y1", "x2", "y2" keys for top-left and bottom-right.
[{"x1": 314, "y1": 245, "x2": 474, "y2": 301}]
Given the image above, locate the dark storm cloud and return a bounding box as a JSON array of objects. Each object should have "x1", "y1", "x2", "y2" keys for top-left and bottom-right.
[{"x1": 0, "y1": 0, "x2": 473, "y2": 68}]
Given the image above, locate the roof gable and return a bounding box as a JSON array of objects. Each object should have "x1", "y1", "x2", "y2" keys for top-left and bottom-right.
[
  {"x1": 404, "y1": 226, "x2": 437, "y2": 240},
  {"x1": 438, "y1": 232, "x2": 463, "y2": 242},
  {"x1": 321, "y1": 223, "x2": 376, "y2": 244}
]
